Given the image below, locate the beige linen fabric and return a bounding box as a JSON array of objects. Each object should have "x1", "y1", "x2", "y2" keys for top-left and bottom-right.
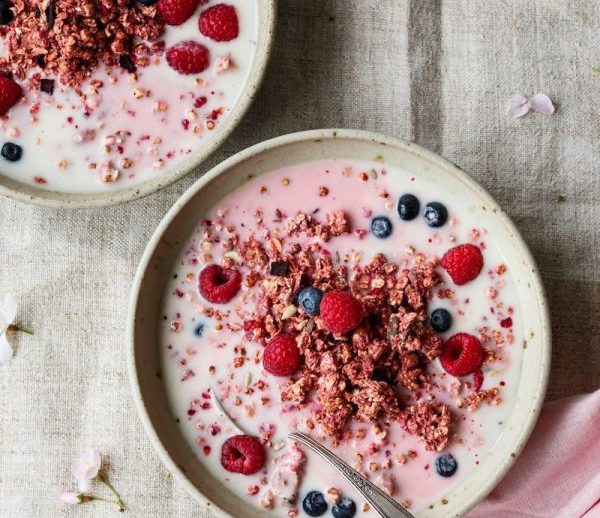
[{"x1": 1, "y1": 1, "x2": 599, "y2": 516}]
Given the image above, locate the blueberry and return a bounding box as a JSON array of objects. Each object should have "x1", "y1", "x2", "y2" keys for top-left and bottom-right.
[
  {"x1": 332, "y1": 497, "x2": 356, "y2": 518},
  {"x1": 302, "y1": 491, "x2": 328, "y2": 517},
  {"x1": 430, "y1": 308, "x2": 452, "y2": 333},
  {"x1": 370, "y1": 216, "x2": 393, "y2": 238},
  {"x1": 1, "y1": 142, "x2": 22, "y2": 162},
  {"x1": 435, "y1": 453, "x2": 458, "y2": 477},
  {"x1": 298, "y1": 287, "x2": 323, "y2": 316},
  {"x1": 194, "y1": 323, "x2": 204, "y2": 337},
  {"x1": 423, "y1": 202, "x2": 448, "y2": 227},
  {"x1": 0, "y1": 1, "x2": 14, "y2": 25},
  {"x1": 397, "y1": 194, "x2": 420, "y2": 221}
]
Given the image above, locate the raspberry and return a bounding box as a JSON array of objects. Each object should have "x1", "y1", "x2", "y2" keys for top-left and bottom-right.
[
  {"x1": 198, "y1": 264, "x2": 241, "y2": 304},
  {"x1": 166, "y1": 41, "x2": 210, "y2": 75},
  {"x1": 320, "y1": 291, "x2": 363, "y2": 335},
  {"x1": 263, "y1": 334, "x2": 301, "y2": 376},
  {"x1": 440, "y1": 333, "x2": 485, "y2": 376},
  {"x1": 158, "y1": 0, "x2": 200, "y2": 25},
  {"x1": 440, "y1": 244, "x2": 484, "y2": 285},
  {"x1": 199, "y1": 4, "x2": 239, "y2": 42},
  {"x1": 0, "y1": 76, "x2": 22, "y2": 116},
  {"x1": 220, "y1": 435, "x2": 266, "y2": 475}
]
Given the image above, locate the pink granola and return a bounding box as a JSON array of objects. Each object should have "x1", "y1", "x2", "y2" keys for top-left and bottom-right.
[
  {"x1": 213, "y1": 209, "x2": 453, "y2": 450},
  {"x1": 1, "y1": 0, "x2": 164, "y2": 87}
]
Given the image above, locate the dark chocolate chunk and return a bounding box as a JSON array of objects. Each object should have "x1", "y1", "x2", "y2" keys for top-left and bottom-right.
[
  {"x1": 119, "y1": 54, "x2": 137, "y2": 73},
  {"x1": 40, "y1": 78, "x2": 55, "y2": 95},
  {"x1": 45, "y1": 1, "x2": 56, "y2": 30},
  {"x1": 269, "y1": 261, "x2": 290, "y2": 276}
]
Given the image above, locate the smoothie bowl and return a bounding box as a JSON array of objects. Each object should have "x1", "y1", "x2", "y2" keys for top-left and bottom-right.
[
  {"x1": 128, "y1": 129, "x2": 550, "y2": 518},
  {"x1": 0, "y1": 0, "x2": 275, "y2": 207}
]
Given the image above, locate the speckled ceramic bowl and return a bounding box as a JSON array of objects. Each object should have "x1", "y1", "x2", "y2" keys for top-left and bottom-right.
[
  {"x1": 0, "y1": 1, "x2": 276, "y2": 208},
  {"x1": 127, "y1": 129, "x2": 551, "y2": 518}
]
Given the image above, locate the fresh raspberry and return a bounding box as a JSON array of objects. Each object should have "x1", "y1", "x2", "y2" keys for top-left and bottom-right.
[
  {"x1": 440, "y1": 244, "x2": 484, "y2": 286},
  {"x1": 0, "y1": 77, "x2": 22, "y2": 116},
  {"x1": 320, "y1": 291, "x2": 364, "y2": 335},
  {"x1": 263, "y1": 334, "x2": 301, "y2": 376},
  {"x1": 440, "y1": 333, "x2": 485, "y2": 376},
  {"x1": 166, "y1": 41, "x2": 210, "y2": 75},
  {"x1": 158, "y1": 0, "x2": 200, "y2": 25},
  {"x1": 199, "y1": 4, "x2": 239, "y2": 42},
  {"x1": 220, "y1": 435, "x2": 266, "y2": 475},
  {"x1": 198, "y1": 264, "x2": 241, "y2": 304}
]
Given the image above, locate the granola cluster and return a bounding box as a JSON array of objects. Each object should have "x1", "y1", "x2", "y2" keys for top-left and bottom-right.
[
  {"x1": 1, "y1": 0, "x2": 164, "y2": 86},
  {"x1": 227, "y1": 209, "x2": 452, "y2": 452}
]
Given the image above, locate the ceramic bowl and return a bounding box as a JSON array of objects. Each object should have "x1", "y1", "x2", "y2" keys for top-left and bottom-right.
[
  {"x1": 127, "y1": 129, "x2": 551, "y2": 517},
  {"x1": 0, "y1": 1, "x2": 277, "y2": 208}
]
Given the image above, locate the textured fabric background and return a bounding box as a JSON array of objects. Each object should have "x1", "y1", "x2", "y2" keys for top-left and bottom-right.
[{"x1": 1, "y1": 1, "x2": 599, "y2": 517}]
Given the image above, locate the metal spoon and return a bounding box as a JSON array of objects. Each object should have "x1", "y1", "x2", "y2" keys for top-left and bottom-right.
[{"x1": 288, "y1": 431, "x2": 416, "y2": 518}]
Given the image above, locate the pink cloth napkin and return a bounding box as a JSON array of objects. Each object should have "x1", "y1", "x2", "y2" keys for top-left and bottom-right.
[{"x1": 467, "y1": 390, "x2": 600, "y2": 518}]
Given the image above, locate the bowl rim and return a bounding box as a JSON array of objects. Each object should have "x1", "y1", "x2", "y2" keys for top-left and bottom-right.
[
  {"x1": 0, "y1": 0, "x2": 277, "y2": 209},
  {"x1": 127, "y1": 128, "x2": 551, "y2": 517}
]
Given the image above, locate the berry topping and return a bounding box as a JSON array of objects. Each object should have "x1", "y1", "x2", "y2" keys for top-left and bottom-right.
[
  {"x1": 440, "y1": 244, "x2": 484, "y2": 285},
  {"x1": 0, "y1": 76, "x2": 22, "y2": 116},
  {"x1": 269, "y1": 260, "x2": 289, "y2": 276},
  {"x1": 370, "y1": 216, "x2": 393, "y2": 238},
  {"x1": 1, "y1": 142, "x2": 22, "y2": 162},
  {"x1": 0, "y1": 0, "x2": 14, "y2": 25},
  {"x1": 473, "y1": 368, "x2": 484, "y2": 390},
  {"x1": 158, "y1": 0, "x2": 200, "y2": 25},
  {"x1": 302, "y1": 491, "x2": 328, "y2": 517},
  {"x1": 220, "y1": 435, "x2": 266, "y2": 475},
  {"x1": 136, "y1": 0, "x2": 158, "y2": 5},
  {"x1": 297, "y1": 286, "x2": 323, "y2": 316},
  {"x1": 430, "y1": 308, "x2": 452, "y2": 333},
  {"x1": 166, "y1": 41, "x2": 210, "y2": 75},
  {"x1": 198, "y1": 264, "x2": 242, "y2": 304},
  {"x1": 199, "y1": 3, "x2": 239, "y2": 42},
  {"x1": 397, "y1": 193, "x2": 420, "y2": 221},
  {"x1": 193, "y1": 323, "x2": 204, "y2": 337},
  {"x1": 332, "y1": 497, "x2": 357, "y2": 518},
  {"x1": 440, "y1": 333, "x2": 485, "y2": 376},
  {"x1": 263, "y1": 334, "x2": 301, "y2": 376},
  {"x1": 435, "y1": 453, "x2": 458, "y2": 477},
  {"x1": 320, "y1": 291, "x2": 363, "y2": 335},
  {"x1": 423, "y1": 201, "x2": 448, "y2": 227}
]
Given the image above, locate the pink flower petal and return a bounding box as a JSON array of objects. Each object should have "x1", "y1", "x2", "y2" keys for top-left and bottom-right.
[
  {"x1": 60, "y1": 491, "x2": 82, "y2": 505},
  {"x1": 72, "y1": 448, "x2": 101, "y2": 481},
  {"x1": 529, "y1": 93, "x2": 555, "y2": 115},
  {"x1": 506, "y1": 94, "x2": 531, "y2": 118}
]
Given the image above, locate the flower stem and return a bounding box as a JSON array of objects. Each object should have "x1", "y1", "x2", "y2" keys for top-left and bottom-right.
[
  {"x1": 98, "y1": 472, "x2": 125, "y2": 512},
  {"x1": 82, "y1": 495, "x2": 121, "y2": 504},
  {"x1": 7, "y1": 324, "x2": 33, "y2": 335}
]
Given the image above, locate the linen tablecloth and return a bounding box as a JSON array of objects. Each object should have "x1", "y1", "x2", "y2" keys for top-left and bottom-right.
[{"x1": 1, "y1": 1, "x2": 599, "y2": 516}]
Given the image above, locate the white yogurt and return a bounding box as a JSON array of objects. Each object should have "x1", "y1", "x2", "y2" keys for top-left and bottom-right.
[
  {"x1": 159, "y1": 159, "x2": 524, "y2": 516},
  {"x1": 0, "y1": 0, "x2": 258, "y2": 192}
]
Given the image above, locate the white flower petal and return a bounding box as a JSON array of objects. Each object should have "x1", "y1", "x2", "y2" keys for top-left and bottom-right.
[
  {"x1": 77, "y1": 478, "x2": 91, "y2": 493},
  {"x1": 506, "y1": 94, "x2": 531, "y2": 118},
  {"x1": 72, "y1": 448, "x2": 102, "y2": 481},
  {"x1": 0, "y1": 333, "x2": 13, "y2": 365},
  {"x1": 0, "y1": 293, "x2": 17, "y2": 327},
  {"x1": 529, "y1": 93, "x2": 555, "y2": 115}
]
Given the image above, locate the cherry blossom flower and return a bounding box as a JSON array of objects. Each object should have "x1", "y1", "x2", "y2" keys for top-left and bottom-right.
[
  {"x1": 61, "y1": 449, "x2": 125, "y2": 511},
  {"x1": 72, "y1": 448, "x2": 101, "y2": 491},
  {"x1": 60, "y1": 492, "x2": 82, "y2": 505},
  {"x1": 507, "y1": 93, "x2": 555, "y2": 118},
  {"x1": 0, "y1": 293, "x2": 31, "y2": 365}
]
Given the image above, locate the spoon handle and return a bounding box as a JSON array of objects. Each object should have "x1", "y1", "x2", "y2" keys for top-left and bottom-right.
[{"x1": 288, "y1": 432, "x2": 416, "y2": 518}]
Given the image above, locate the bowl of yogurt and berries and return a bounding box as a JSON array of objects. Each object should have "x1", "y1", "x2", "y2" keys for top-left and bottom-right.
[
  {"x1": 0, "y1": 0, "x2": 275, "y2": 206},
  {"x1": 128, "y1": 129, "x2": 550, "y2": 517}
]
